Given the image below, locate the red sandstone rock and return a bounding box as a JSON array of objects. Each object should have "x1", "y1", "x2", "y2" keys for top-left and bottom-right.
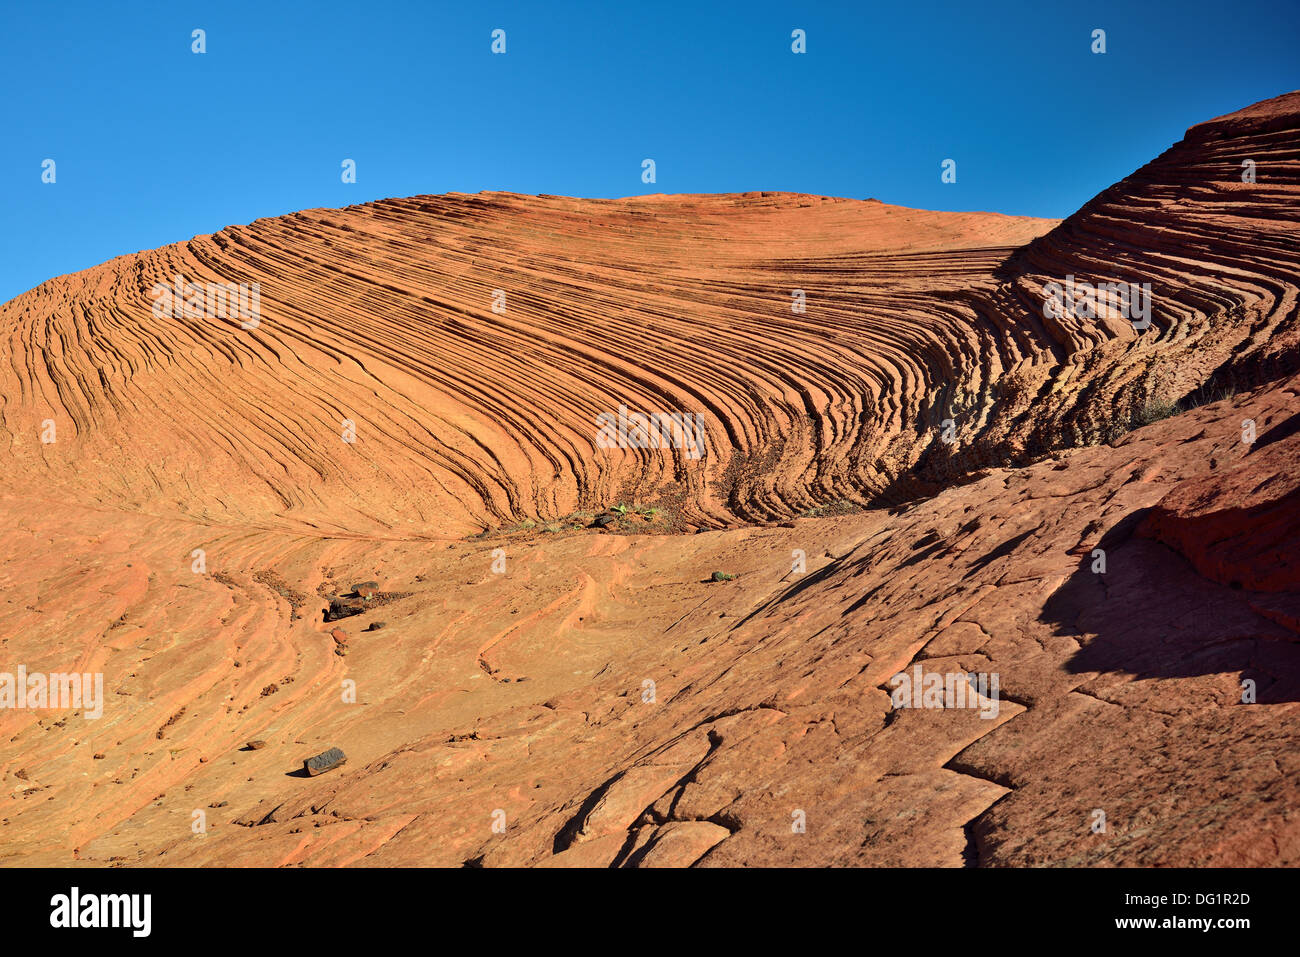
[
  {"x1": 0, "y1": 93, "x2": 1296, "y2": 869},
  {"x1": 1140, "y1": 424, "x2": 1300, "y2": 591}
]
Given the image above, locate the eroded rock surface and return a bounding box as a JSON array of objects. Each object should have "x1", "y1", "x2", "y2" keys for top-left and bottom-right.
[{"x1": 0, "y1": 93, "x2": 1297, "y2": 867}]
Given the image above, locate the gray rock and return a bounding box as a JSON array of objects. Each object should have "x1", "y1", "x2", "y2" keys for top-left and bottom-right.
[{"x1": 304, "y1": 747, "x2": 347, "y2": 776}]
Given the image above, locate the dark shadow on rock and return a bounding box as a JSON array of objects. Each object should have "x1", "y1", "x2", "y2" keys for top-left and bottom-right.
[
  {"x1": 1042, "y1": 509, "x2": 1300, "y2": 704},
  {"x1": 965, "y1": 529, "x2": 1037, "y2": 577},
  {"x1": 552, "y1": 770, "x2": 623, "y2": 854},
  {"x1": 730, "y1": 555, "x2": 851, "y2": 629},
  {"x1": 1253, "y1": 410, "x2": 1300, "y2": 452}
]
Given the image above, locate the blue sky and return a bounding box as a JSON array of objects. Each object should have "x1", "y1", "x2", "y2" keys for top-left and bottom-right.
[{"x1": 1, "y1": 0, "x2": 1296, "y2": 303}]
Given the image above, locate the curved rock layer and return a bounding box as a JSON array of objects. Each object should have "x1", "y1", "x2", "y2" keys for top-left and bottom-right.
[
  {"x1": 0, "y1": 93, "x2": 1298, "y2": 867},
  {"x1": 4, "y1": 95, "x2": 1297, "y2": 532},
  {"x1": 2, "y1": 375, "x2": 1296, "y2": 867},
  {"x1": 908, "y1": 92, "x2": 1300, "y2": 491},
  {"x1": 1, "y1": 191, "x2": 1057, "y2": 535}
]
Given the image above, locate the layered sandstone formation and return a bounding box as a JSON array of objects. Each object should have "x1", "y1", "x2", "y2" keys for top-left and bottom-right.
[
  {"x1": 0, "y1": 92, "x2": 1297, "y2": 867},
  {"x1": 928, "y1": 91, "x2": 1300, "y2": 486},
  {"x1": 0, "y1": 189, "x2": 1058, "y2": 535}
]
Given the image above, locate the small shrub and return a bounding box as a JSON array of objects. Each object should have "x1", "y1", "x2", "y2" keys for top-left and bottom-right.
[{"x1": 1132, "y1": 396, "x2": 1181, "y2": 427}]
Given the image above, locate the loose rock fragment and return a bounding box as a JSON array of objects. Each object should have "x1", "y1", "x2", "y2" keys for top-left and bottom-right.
[
  {"x1": 304, "y1": 747, "x2": 347, "y2": 776},
  {"x1": 326, "y1": 597, "x2": 364, "y2": 621}
]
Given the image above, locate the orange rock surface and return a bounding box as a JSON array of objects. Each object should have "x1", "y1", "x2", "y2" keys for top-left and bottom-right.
[{"x1": 0, "y1": 93, "x2": 1297, "y2": 867}]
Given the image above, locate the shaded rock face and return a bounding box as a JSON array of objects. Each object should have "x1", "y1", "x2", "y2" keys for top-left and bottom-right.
[
  {"x1": 1140, "y1": 417, "x2": 1300, "y2": 592},
  {"x1": 0, "y1": 94, "x2": 1297, "y2": 868},
  {"x1": 326, "y1": 598, "x2": 365, "y2": 622}
]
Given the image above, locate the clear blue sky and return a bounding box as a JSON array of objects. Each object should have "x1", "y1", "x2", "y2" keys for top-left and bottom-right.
[{"x1": 1, "y1": 0, "x2": 1296, "y2": 303}]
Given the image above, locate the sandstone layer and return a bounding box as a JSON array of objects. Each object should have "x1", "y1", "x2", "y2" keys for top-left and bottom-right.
[{"x1": 0, "y1": 93, "x2": 1297, "y2": 867}]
